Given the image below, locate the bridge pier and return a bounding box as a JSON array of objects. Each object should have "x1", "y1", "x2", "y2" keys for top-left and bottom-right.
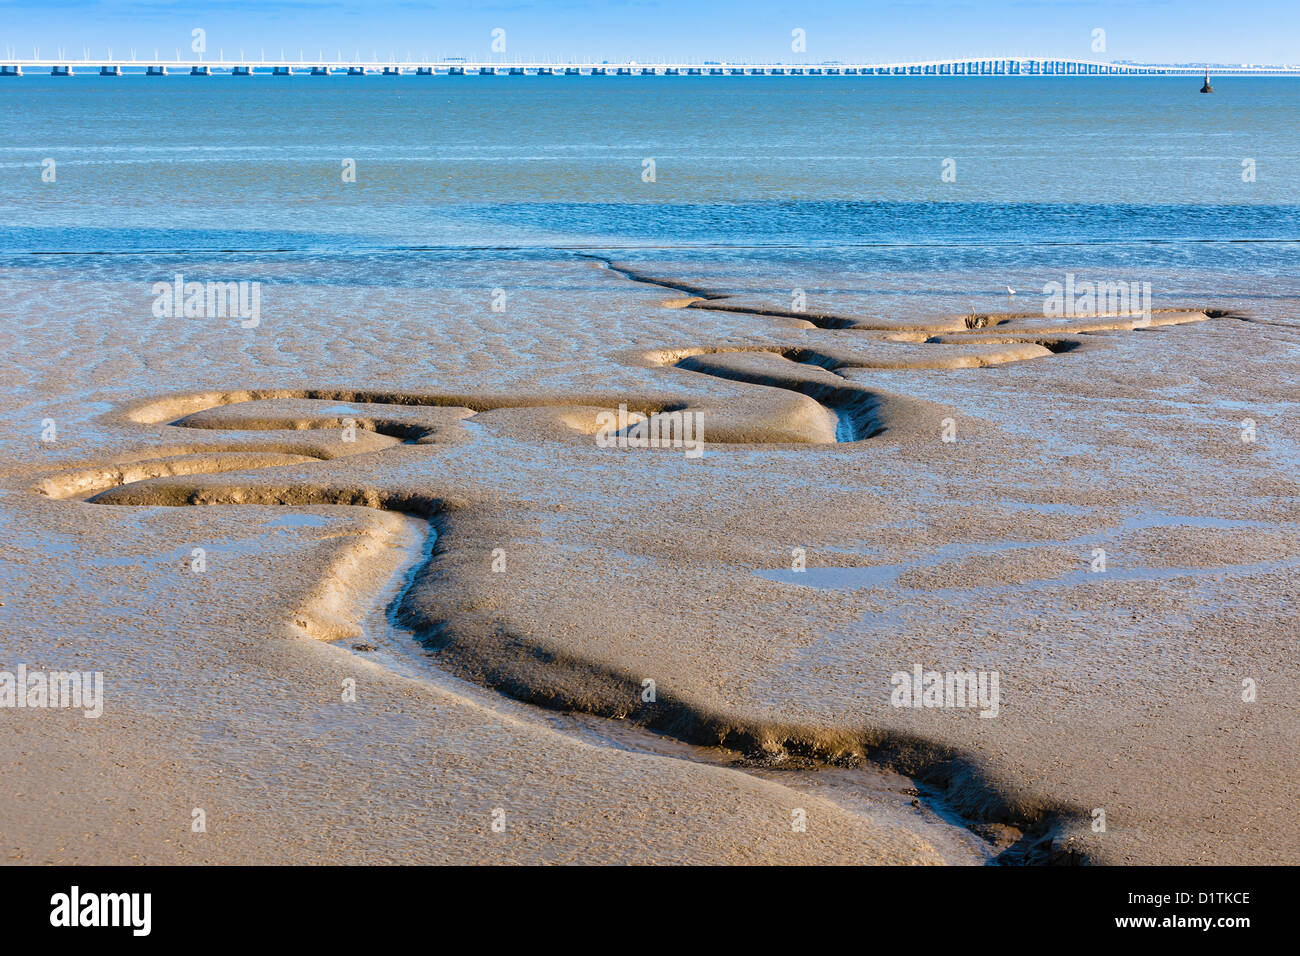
[{"x1": 3, "y1": 56, "x2": 1284, "y2": 81}]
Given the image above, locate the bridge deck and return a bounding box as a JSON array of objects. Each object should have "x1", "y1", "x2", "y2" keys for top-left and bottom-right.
[{"x1": 2, "y1": 58, "x2": 1295, "y2": 77}]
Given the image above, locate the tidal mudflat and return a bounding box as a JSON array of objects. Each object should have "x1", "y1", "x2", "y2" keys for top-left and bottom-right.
[
  {"x1": 1, "y1": 76, "x2": 1297, "y2": 865},
  {"x1": 1, "y1": 246, "x2": 1295, "y2": 864}
]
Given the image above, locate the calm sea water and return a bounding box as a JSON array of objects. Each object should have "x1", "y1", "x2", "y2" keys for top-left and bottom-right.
[{"x1": 2, "y1": 75, "x2": 1298, "y2": 276}]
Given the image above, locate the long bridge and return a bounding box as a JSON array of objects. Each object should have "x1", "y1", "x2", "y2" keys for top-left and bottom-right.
[{"x1": 1, "y1": 56, "x2": 1298, "y2": 78}]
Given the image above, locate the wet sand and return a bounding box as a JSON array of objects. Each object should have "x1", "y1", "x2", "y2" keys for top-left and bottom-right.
[{"x1": 0, "y1": 252, "x2": 1296, "y2": 864}]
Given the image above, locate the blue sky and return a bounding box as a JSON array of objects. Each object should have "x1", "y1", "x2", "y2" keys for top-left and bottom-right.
[{"x1": 2, "y1": 1, "x2": 1297, "y2": 65}]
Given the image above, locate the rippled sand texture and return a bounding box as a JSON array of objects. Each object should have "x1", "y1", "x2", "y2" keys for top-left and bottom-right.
[{"x1": 1, "y1": 251, "x2": 1297, "y2": 864}]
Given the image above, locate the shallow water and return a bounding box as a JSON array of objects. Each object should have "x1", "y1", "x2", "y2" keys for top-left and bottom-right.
[
  {"x1": 4, "y1": 75, "x2": 1299, "y2": 255},
  {"x1": 756, "y1": 510, "x2": 1298, "y2": 592}
]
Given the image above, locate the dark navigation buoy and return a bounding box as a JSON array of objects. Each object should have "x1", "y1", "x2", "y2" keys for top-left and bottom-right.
[{"x1": 1200, "y1": 69, "x2": 1213, "y2": 93}]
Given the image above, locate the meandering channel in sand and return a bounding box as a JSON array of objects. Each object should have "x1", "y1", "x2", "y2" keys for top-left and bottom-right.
[{"x1": 30, "y1": 266, "x2": 1240, "y2": 863}]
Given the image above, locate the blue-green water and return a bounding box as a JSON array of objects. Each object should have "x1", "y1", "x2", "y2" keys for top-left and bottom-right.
[{"x1": 1, "y1": 76, "x2": 1297, "y2": 300}]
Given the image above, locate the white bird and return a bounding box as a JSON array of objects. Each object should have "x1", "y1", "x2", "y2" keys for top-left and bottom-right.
[{"x1": 1006, "y1": 286, "x2": 1016, "y2": 295}]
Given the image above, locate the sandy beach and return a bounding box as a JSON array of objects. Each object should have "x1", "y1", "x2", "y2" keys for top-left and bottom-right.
[{"x1": 1, "y1": 247, "x2": 1295, "y2": 865}]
